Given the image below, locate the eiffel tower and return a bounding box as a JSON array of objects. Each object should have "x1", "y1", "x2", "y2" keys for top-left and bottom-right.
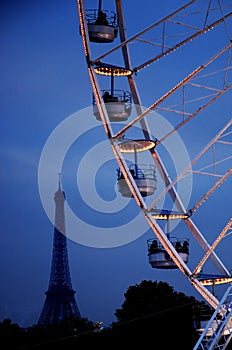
[{"x1": 38, "y1": 175, "x2": 81, "y2": 325}]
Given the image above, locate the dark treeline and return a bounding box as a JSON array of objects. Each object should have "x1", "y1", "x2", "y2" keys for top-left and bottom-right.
[{"x1": 1, "y1": 280, "x2": 216, "y2": 349}]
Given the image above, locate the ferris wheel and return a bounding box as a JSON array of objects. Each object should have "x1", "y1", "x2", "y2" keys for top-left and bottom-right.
[{"x1": 77, "y1": 0, "x2": 232, "y2": 348}]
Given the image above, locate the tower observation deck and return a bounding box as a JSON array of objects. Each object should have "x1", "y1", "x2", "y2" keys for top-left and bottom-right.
[{"x1": 38, "y1": 177, "x2": 81, "y2": 325}]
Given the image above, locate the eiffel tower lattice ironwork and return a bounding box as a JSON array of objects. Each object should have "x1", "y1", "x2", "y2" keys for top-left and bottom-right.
[{"x1": 38, "y1": 176, "x2": 81, "y2": 325}]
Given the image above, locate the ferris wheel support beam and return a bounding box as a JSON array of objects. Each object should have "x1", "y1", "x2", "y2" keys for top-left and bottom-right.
[
  {"x1": 190, "y1": 278, "x2": 219, "y2": 309},
  {"x1": 113, "y1": 42, "x2": 232, "y2": 141},
  {"x1": 77, "y1": 0, "x2": 91, "y2": 62},
  {"x1": 185, "y1": 218, "x2": 231, "y2": 277},
  {"x1": 115, "y1": 0, "x2": 132, "y2": 71},
  {"x1": 134, "y1": 12, "x2": 232, "y2": 73},
  {"x1": 159, "y1": 83, "x2": 232, "y2": 144},
  {"x1": 115, "y1": 0, "x2": 149, "y2": 136},
  {"x1": 193, "y1": 218, "x2": 232, "y2": 276},
  {"x1": 149, "y1": 120, "x2": 232, "y2": 211},
  {"x1": 188, "y1": 168, "x2": 232, "y2": 216},
  {"x1": 116, "y1": 0, "x2": 156, "y2": 141}
]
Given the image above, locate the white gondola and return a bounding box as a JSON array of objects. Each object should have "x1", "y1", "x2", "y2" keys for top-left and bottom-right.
[
  {"x1": 116, "y1": 139, "x2": 157, "y2": 197},
  {"x1": 147, "y1": 212, "x2": 190, "y2": 269},
  {"x1": 147, "y1": 237, "x2": 189, "y2": 269},
  {"x1": 93, "y1": 89, "x2": 132, "y2": 121},
  {"x1": 85, "y1": 8, "x2": 118, "y2": 43},
  {"x1": 93, "y1": 63, "x2": 133, "y2": 121},
  {"x1": 117, "y1": 164, "x2": 157, "y2": 197}
]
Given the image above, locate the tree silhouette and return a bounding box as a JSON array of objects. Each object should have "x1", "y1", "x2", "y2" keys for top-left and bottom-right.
[
  {"x1": 0, "y1": 281, "x2": 214, "y2": 349},
  {"x1": 110, "y1": 280, "x2": 208, "y2": 349}
]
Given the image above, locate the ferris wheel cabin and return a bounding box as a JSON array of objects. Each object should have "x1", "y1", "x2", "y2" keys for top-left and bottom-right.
[
  {"x1": 147, "y1": 210, "x2": 190, "y2": 269},
  {"x1": 93, "y1": 63, "x2": 133, "y2": 121},
  {"x1": 117, "y1": 164, "x2": 157, "y2": 197},
  {"x1": 117, "y1": 139, "x2": 157, "y2": 197},
  {"x1": 147, "y1": 238, "x2": 189, "y2": 269},
  {"x1": 85, "y1": 9, "x2": 118, "y2": 43},
  {"x1": 93, "y1": 89, "x2": 132, "y2": 121}
]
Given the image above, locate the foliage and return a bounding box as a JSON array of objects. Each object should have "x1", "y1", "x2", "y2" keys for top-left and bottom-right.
[
  {"x1": 0, "y1": 280, "x2": 215, "y2": 349},
  {"x1": 114, "y1": 280, "x2": 197, "y2": 321},
  {"x1": 111, "y1": 280, "x2": 210, "y2": 348},
  {"x1": 0, "y1": 316, "x2": 95, "y2": 349}
]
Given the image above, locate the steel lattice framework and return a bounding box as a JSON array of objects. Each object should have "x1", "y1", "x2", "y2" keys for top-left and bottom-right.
[
  {"x1": 77, "y1": 0, "x2": 232, "y2": 347},
  {"x1": 38, "y1": 178, "x2": 81, "y2": 325}
]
